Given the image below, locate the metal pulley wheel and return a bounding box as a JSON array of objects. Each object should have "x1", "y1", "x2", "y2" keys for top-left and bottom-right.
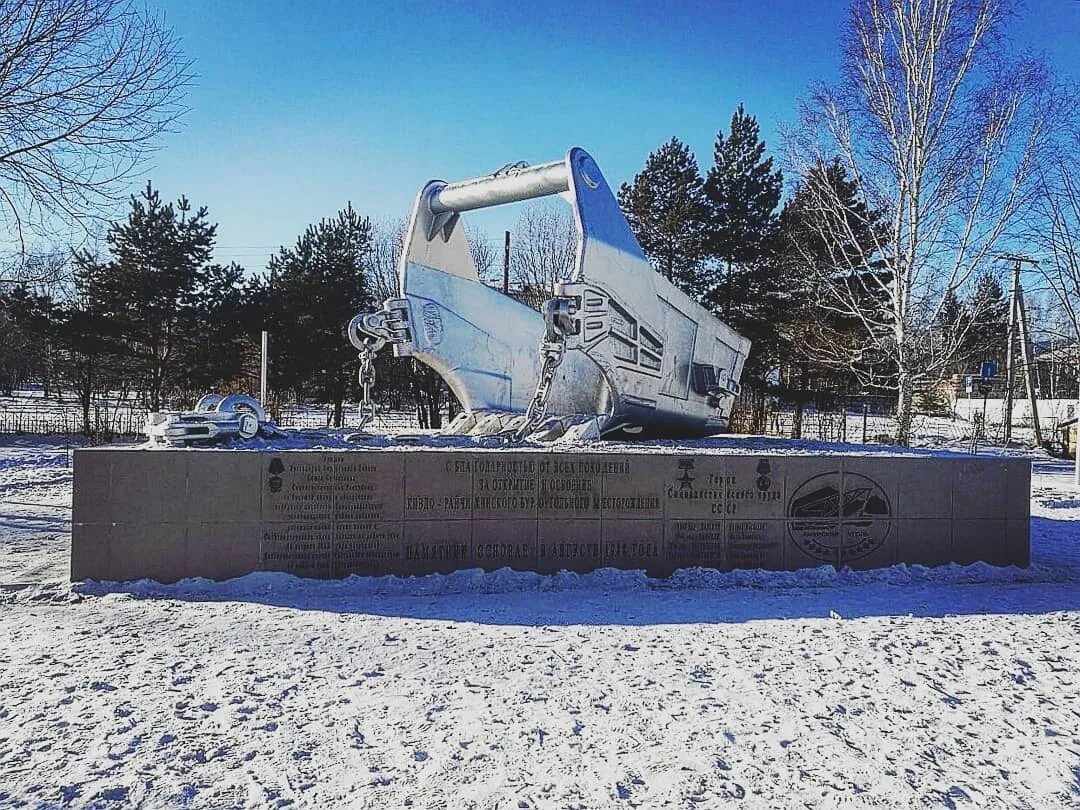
[{"x1": 236, "y1": 412, "x2": 260, "y2": 439}]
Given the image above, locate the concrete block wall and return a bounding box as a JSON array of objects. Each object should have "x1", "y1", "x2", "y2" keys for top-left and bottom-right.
[{"x1": 71, "y1": 448, "x2": 1031, "y2": 582}]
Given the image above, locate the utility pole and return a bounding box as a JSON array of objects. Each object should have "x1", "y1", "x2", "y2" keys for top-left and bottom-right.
[
  {"x1": 1016, "y1": 289, "x2": 1042, "y2": 446},
  {"x1": 260, "y1": 330, "x2": 269, "y2": 405},
  {"x1": 503, "y1": 230, "x2": 510, "y2": 295},
  {"x1": 998, "y1": 254, "x2": 1040, "y2": 446}
]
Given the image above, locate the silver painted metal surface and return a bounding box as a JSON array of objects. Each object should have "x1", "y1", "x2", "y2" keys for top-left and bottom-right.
[
  {"x1": 428, "y1": 160, "x2": 569, "y2": 214},
  {"x1": 349, "y1": 147, "x2": 751, "y2": 438},
  {"x1": 145, "y1": 393, "x2": 276, "y2": 445}
]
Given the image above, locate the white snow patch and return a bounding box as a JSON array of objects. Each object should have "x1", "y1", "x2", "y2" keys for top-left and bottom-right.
[{"x1": 1, "y1": 437, "x2": 1079, "y2": 808}]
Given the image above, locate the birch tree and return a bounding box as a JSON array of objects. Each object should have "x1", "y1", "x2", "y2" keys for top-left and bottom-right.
[
  {"x1": 787, "y1": 0, "x2": 1062, "y2": 444},
  {"x1": 1033, "y1": 139, "x2": 1080, "y2": 365},
  {"x1": 509, "y1": 203, "x2": 576, "y2": 311},
  {"x1": 0, "y1": 0, "x2": 189, "y2": 265}
]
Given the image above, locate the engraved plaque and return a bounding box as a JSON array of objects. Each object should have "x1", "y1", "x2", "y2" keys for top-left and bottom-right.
[
  {"x1": 603, "y1": 519, "x2": 666, "y2": 574},
  {"x1": 473, "y1": 519, "x2": 537, "y2": 571},
  {"x1": 471, "y1": 454, "x2": 538, "y2": 519},
  {"x1": 726, "y1": 520, "x2": 784, "y2": 570},
  {"x1": 600, "y1": 455, "x2": 664, "y2": 519},
  {"x1": 262, "y1": 453, "x2": 335, "y2": 522},
  {"x1": 404, "y1": 453, "x2": 472, "y2": 520},
  {"x1": 401, "y1": 520, "x2": 472, "y2": 575},
  {"x1": 785, "y1": 467, "x2": 843, "y2": 567},
  {"x1": 725, "y1": 457, "x2": 784, "y2": 519},
  {"x1": 334, "y1": 521, "x2": 404, "y2": 577},
  {"x1": 261, "y1": 522, "x2": 333, "y2": 577},
  {"x1": 538, "y1": 518, "x2": 601, "y2": 573},
  {"x1": 663, "y1": 455, "x2": 727, "y2": 519},
  {"x1": 667, "y1": 519, "x2": 727, "y2": 569},
  {"x1": 71, "y1": 447, "x2": 1033, "y2": 583},
  {"x1": 537, "y1": 456, "x2": 603, "y2": 518},
  {"x1": 331, "y1": 453, "x2": 404, "y2": 522}
]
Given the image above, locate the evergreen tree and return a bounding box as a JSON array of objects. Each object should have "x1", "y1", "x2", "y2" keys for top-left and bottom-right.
[
  {"x1": 53, "y1": 293, "x2": 116, "y2": 436},
  {"x1": 0, "y1": 286, "x2": 56, "y2": 394},
  {"x1": 965, "y1": 271, "x2": 1008, "y2": 367},
  {"x1": 935, "y1": 287, "x2": 967, "y2": 376},
  {"x1": 264, "y1": 204, "x2": 373, "y2": 427},
  {"x1": 705, "y1": 104, "x2": 784, "y2": 317},
  {"x1": 617, "y1": 138, "x2": 711, "y2": 296},
  {"x1": 75, "y1": 183, "x2": 246, "y2": 410},
  {"x1": 776, "y1": 158, "x2": 891, "y2": 391},
  {"x1": 780, "y1": 159, "x2": 885, "y2": 277}
]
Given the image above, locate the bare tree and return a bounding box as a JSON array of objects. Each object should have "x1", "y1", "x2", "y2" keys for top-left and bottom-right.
[
  {"x1": 1033, "y1": 138, "x2": 1080, "y2": 360},
  {"x1": 786, "y1": 0, "x2": 1065, "y2": 444},
  {"x1": 369, "y1": 219, "x2": 406, "y2": 301},
  {"x1": 0, "y1": 0, "x2": 190, "y2": 266},
  {"x1": 0, "y1": 247, "x2": 75, "y2": 295},
  {"x1": 509, "y1": 202, "x2": 576, "y2": 311},
  {"x1": 465, "y1": 225, "x2": 499, "y2": 284},
  {"x1": 370, "y1": 220, "x2": 498, "y2": 297}
]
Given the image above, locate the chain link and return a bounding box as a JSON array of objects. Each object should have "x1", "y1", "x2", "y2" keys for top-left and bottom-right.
[
  {"x1": 355, "y1": 336, "x2": 384, "y2": 432},
  {"x1": 512, "y1": 334, "x2": 567, "y2": 442}
]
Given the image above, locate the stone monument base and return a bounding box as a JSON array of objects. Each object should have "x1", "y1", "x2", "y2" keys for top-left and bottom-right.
[{"x1": 71, "y1": 445, "x2": 1030, "y2": 582}]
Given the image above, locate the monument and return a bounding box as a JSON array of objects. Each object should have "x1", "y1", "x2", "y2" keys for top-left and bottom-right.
[
  {"x1": 71, "y1": 148, "x2": 1030, "y2": 582},
  {"x1": 72, "y1": 446, "x2": 1029, "y2": 582},
  {"x1": 347, "y1": 148, "x2": 750, "y2": 440}
]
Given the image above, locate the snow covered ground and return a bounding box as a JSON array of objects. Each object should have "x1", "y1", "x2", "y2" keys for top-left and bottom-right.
[{"x1": 1, "y1": 436, "x2": 1079, "y2": 808}]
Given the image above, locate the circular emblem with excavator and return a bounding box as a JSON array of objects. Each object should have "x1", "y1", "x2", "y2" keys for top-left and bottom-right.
[{"x1": 787, "y1": 472, "x2": 891, "y2": 563}]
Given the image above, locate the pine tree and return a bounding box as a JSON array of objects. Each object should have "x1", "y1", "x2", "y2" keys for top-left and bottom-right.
[
  {"x1": 54, "y1": 294, "x2": 115, "y2": 436},
  {"x1": 705, "y1": 104, "x2": 784, "y2": 317},
  {"x1": 0, "y1": 286, "x2": 56, "y2": 394},
  {"x1": 935, "y1": 287, "x2": 967, "y2": 376},
  {"x1": 966, "y1": 272, "x2": 1008, "y2": 367},
  {"x1": 776, "y1": 158, "x2": 890, "y2": 391},
  {"x1": 264, "y1": 204, "x2": 373, "y2": 427},
  {"x1": 75, "y1": 183, "x2": 244, "y2": 410},
  {"x1": 617, "y1": 138, "x2": 711, "y2": 296}
]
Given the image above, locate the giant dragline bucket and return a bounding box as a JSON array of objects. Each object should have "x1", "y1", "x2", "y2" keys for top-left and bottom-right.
[{"x1": 349, "y1": 147, "x2": 751, "y2": 439}]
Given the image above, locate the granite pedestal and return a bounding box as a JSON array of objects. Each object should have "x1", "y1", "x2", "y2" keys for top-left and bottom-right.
[{"x1": 71, "y1": 447, "x2": 1031, "y2": 582}]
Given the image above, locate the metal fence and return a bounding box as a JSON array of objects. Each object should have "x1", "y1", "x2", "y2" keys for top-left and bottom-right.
[
  {"x1": 0, "y1": 403, "x2": 146, "y2": 437},
  {"x1": 273, "y1": 406, "x2": 421, "y2": 432},
  {"x1": 0, "y1": 395, "x2": 424, "y2": 437},
  {"x1": 760, "y1": 410, "x2": 901, "y2": 444},
  {"x1": 1, "y1": 392, "x2": 1035, "y2": 448}
]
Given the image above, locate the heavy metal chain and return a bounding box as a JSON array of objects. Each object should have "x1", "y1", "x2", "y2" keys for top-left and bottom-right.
[
  {"x1": 356, "y1": 336, "x2": 384, "y2": 432},
  {"x1": 512, "y1": 333, "x2": 567, "y2": 442}
]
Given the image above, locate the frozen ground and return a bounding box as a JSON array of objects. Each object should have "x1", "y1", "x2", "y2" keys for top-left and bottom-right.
[{"x1": 1, "y1": 436, "x2": 1080, "y2": 808}]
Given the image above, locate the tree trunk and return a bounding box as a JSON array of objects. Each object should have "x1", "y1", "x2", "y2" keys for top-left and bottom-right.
[
  {"x1": 792, "y1": 365, "x2": 807, "y2": 439},
  {"x1": 427, "y1": 395, "x2": 441, "y2": 430},
  {"x1": 80, "y1": 363, "x2": 93, "y2": 437},
  {"x1": 895, "y1": 370, "x2": 915, "y2": 447}
]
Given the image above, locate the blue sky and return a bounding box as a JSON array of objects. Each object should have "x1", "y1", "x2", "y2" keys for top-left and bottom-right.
[{"x1": 140, "y1": 0, "x2": 1080, "y2": 269}]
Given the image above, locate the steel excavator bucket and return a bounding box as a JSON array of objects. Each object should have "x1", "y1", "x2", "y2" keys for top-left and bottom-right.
[{"x1": 349, "y1": 148, "x2": 751, "y2": 439}]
